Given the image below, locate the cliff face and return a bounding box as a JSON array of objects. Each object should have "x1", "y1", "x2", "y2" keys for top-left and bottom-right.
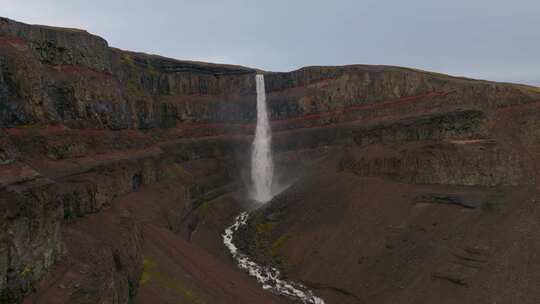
[
  {"x1": 2, "y1": 16, "x2": 539, "y2": 130},
  {"x1": 0, "y1": 17, "x2": 539, "y2": 304}
]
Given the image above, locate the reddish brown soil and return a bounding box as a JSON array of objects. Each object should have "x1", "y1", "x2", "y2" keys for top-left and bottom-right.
[{"x1": 253, "y1": 153, "x2": 540, "y2": 304}]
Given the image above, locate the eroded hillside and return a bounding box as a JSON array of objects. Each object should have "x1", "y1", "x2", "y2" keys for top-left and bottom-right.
[{"x1": 0, "y1": 17, "x2": 539, "y2": 303}]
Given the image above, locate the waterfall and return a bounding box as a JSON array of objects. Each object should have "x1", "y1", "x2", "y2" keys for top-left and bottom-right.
[
  {"x1": 251, "y1": 74, "x2": 274, "y2": 203},
  {"x1": 222, "y1": 74, "x2": 325, "y2": 303}
]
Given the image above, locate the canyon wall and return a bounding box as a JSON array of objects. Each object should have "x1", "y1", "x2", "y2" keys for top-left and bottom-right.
[{"x1": 0, "y1": 17, "x2": 539, "y2": 303}]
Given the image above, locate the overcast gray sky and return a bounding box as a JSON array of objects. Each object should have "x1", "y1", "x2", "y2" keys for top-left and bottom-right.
[{"x1": 2, "y1": 0, "x2": 539, "y2": 85}]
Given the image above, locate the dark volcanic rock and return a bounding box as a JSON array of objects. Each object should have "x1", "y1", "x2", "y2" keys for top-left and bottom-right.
[
  {"x1": 0, "y1": 16, "x2": 539, "y2": 304},
  {"x1": 0, "y1": 179, "x2": 63, "y2": 303},
  {"x1": 0, "y1": 17, "x2": 111, "y2": 71},
  {"x1": 1, "y1": 17, "x2": 540, "y2": 130}
]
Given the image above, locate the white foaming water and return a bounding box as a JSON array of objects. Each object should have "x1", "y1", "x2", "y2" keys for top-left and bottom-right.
[
  {"x1": 251, "y1": 74, "x2": 274, "y2": 203},
  {"x1": 223, "y1": 212, "x2": 326, "y2": 304}
]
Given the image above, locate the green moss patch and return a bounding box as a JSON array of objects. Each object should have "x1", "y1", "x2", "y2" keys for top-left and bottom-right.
[
  {"x1": 139, "y1": 257, "x2": 206, "y2": 304},
  {"x1": 162, "y1": 163, "x2": 193, "y2": 182},
  {"x1": 235, "y1": 211, "x2": 293, "y2": 270}
]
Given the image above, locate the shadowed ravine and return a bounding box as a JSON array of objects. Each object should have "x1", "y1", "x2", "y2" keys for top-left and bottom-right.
[{"x1": 223, "y1": 75, "x2": 325, "y2": 303}]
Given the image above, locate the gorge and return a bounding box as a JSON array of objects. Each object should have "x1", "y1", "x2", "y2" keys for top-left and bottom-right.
[
  {"x1": 1, "y1": 16, "x2": 540, "y2": 304},
  {"x1": 223, "y1": 74, "x2": 325, "y2": 303}
]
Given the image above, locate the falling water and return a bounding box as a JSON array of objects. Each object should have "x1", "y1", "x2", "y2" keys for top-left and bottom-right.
[
  {"x1": 251, "y1": 74, "x2": 274, "y2": 203},
  {"x1": 222, "y1": 74, "x2": 325, "y2": 303}
]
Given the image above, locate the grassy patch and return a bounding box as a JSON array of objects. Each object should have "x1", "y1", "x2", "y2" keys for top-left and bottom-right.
[
  {"x1": 270, "y1": 234, "x2": 292, "y2": 267},
  {"x1": 271, "y1": 234, "x2": 291, "y2": 255},
  {"x1": 195, "y1": 200, "x2": 214, "y2": 224},
  {"x1": 120, "y1": 54, "x2": 145, "y2": 96},
  {"x1": 121, "y1": 53, "x2": 160, "y2": 97},
  {"x1": 242, "y1": 213, "x2": 292, "y2": 269},
  {"x1": 516, "y1": 84, "x2": 540, "y2": 95},
  {"x1": 20, "y1": 265, "x2": 32, "y2": 277},
  {"x1": 146, "y1": 61, "x2": 159, "y2": 77},
  {"x1": 162, "y1": 163, "x2": 192, "y2": 181},
  {"x1": 256, "y1": 222, "x2": 276, "y2": 235},
  {"x1": 139, "y1": 258, "x2": 154, "y2": 285},
  {"x1": 407, "y1": 67, "x2": 457, "y2": 80},
  {"x1": 122, "y1": 53, "x2": 136, "y2": 68},
  {"x1": 481, "y1": 198, "x2": 504, "y2": 212},
  {"x1": 139, "y1": 257, "x2": 205, "y2": 304}
]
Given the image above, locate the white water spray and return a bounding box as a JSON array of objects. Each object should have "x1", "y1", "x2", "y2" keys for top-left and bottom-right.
[{"x1": 251, "y1": 74, "x2": 274, "y2": 203}]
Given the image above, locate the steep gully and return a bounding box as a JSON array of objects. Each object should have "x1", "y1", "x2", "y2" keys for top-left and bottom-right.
[{"x1": 223, "y1": 75, "x2": 325, "y2": 304}]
